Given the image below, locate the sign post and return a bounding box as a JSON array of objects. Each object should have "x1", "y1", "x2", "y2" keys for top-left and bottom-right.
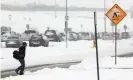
[
  {"x1": 106, "y1": 4, "x2": 126, "y2": 65},
  {"x1": 111, "y1": 22, "x2": 115, "y2": 43},
  {"x1": 115, "y1": 24, "x2": 117, "y2": 64},
  {"x1": 94, "y1": 12, "x2": 100, "y2": 80}
]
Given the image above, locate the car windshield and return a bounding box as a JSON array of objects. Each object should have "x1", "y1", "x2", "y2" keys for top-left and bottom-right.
[
  {"x1": 31, "y1": 35, "x2": 41, "y2": 39},
  {"x1": 8, "y1": 37, "x2": 19, "y2": 40},
  {"x1": 45, "y1": 31, "x2": 55, "y2": 35},
  {"x1": 1, "y1": 32, "x2": 7, "y2": 35},
  {"x1": 24, "y1": 30, "x2": 36, "y2": 34}
]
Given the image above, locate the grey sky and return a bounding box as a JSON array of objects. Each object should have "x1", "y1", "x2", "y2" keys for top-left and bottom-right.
[{"x1": 1, "y1": 0, "x2": 133, "y2": 10}]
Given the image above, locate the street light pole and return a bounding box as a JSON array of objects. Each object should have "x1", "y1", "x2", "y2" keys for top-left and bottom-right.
[
  {"x1": 104, "y1": 0, "x2": 107, "y2": 39},
  {"x1": 81, "y1": 24, "x2": 83, "y2": 32},
  {"x1": 66, "y1": 0, "x2": 68, "y2": 22},
  {"x1": 14, "y1": 0, "x2": 16, "y2": 4},
  {"x1": 65, "y1": 0, "x2": 68, "y2": 48},
  {"x1": 55, "y1": 0, "x2": 57, "y2": 18}
]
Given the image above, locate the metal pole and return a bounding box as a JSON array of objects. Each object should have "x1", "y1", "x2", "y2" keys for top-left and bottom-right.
[
  {"x1": 115, "y1": 24, "x2": 117, "y2": 65},
  {"x1": 104, "y1": 0, "x2": 107, "y2": 39},
  {"x1": 0, "y1": 27, "x2": 1, "y2": 48},
  {"x1": 81, "y1": 24, "x2": 83, "y2": 32},
  {"x1": 14, "y1": 0, "x2": 16, "y2": 4},
  {"x1": 65, "y1": 0, "x2": 68, "y2": 48},
  {"x1": 94, "y1": 12, "x2": 100, "y2": 80},
  {"x1": 55, "y1": 0, "x2": 57, "y2": 18},
  {"x1": 112, "y1": 26, "x2": 114, "y2": 43}
]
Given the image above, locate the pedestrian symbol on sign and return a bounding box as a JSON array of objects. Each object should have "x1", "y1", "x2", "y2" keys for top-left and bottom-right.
[
  {"x1": 106, "y1": 4, "x2": 126, "y2": 25},
  {"x1": 109, "y1": 7, "x2": 121, "y2": 21}
]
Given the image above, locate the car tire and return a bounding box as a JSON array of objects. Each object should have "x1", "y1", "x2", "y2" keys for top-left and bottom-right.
[
  {"x1": 46, "y1": 42, "x2": 49, "y2": 47},
  {"x1": 44, "y1": 42, "x2": 49, "y2": 47}
]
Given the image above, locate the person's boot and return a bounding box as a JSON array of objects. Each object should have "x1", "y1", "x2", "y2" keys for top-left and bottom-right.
[
  {"x1": 15, "y1": 69, "x2": 19, "y2": 74},
  {"x1": 19, "y1": 72, "x2": 24, "y2": 75}
]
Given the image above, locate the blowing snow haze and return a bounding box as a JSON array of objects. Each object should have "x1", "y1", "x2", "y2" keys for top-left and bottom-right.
[{"x1": 1, "y1": 0, "x2": 133, "y2": 10}]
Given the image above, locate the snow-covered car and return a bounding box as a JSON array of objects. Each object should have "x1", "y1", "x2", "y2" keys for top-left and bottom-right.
[
  {"x1": 102, "y1": 35, "x2": 111, "y2": 40},
  {"x1": 129, "y1": 32, "x2": 133, "y2": 38},
  {"x1": 111, "y1": 33, "x2": 121, "y2": 40},
  {"x1": 58, "y1": 33, "x2": 65, "y2": 41},
  {"x1": 29, "y1": 34, "x2": 49, "y2": 47},
  {"x1": 21, "y1": 29, "x2": 39, "y2": 41},
  {"x1": 1, "y1": 35, "x2": 9, "y2": 42},
  {"x1": 68, "y1": 32, "x2": 82, "y2": 41},
  {"x1": 6, "y1": 36, "x2": 22, "y2": 48},
  {"x1": 121, "y1": 32, "x2": 130, "y2": 39},
  {"x1": 1, "y1": 32, "x2": 14, "y2": 42},
  {"x1": 44, "y1": 30, "x2": 62, "y2": 42},
  {"x1": 79, "y1": 32, "x2": 90, "y2": 40}
]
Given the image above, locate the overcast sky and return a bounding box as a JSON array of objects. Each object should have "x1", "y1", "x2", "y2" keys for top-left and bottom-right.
[{"x1": 1, "y1": 0, "x2": 133, "y2": 10}]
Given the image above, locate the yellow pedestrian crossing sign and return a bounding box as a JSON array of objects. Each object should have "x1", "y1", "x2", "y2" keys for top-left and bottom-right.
[{"x1": 106, "y1": 4, "x2": 127, "y2": 25}]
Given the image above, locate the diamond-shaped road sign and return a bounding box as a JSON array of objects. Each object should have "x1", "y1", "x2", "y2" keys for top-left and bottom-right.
[{"x1": 106, "y1": 4, "x2": 127, "y2": 25}]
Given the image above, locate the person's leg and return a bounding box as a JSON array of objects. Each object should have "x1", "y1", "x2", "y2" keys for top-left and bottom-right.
[
  {"x1": 19, "y1": 59, "x2": 25, "y2": 75},
  {"x1": 15, "y1": 59, "x2": 21, "y2": 74}
]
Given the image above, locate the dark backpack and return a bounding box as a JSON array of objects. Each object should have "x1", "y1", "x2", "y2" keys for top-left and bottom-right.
[{"x1": 13, "y1": 50, "x2": 20, "y2": 60}]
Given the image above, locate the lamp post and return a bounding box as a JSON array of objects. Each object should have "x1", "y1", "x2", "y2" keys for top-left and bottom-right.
[
  {"x1": 104, "y1": 0, "x2": 107, "y2": 39},
  {"x1": 55, "y1": 0, "x2": 57, "y2": 18},
  {"x1": 81, "y1": 24, "x2": 83, "y2": 33},
  {"x1": 65, "y1": 0, "x2": 69, "y2": 48}
]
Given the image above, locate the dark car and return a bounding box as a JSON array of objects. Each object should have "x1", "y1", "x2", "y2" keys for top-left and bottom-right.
[
  {"x1": 29, "y1": 34, "x2": 49, "y2": 47},
  {"x1": 44, "y1": 30, "x2": 62, "y2": 42},
  {"x1": 6, "y1": 36, "x2": 22, "y2": 48},
  {"x1": 121, "y1": 32, "x2": 130, "y2": 39}
]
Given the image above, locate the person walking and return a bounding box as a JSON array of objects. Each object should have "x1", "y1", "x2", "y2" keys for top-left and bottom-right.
[{"x1": 15, "y1": 42, "x2": 27, "y2": 75}]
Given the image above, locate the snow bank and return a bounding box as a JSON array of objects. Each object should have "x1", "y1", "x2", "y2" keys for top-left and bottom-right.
[
  {"x1": 70, "y1": 57, "x2": 133, "y2": 70},
  {"x1": 1, "y1": 57, "x2": 133, "y2": 80}
]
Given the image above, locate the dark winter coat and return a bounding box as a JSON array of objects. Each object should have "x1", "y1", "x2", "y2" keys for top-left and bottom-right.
[{"x1": 18, "y1": 46, "x2": 26, "y2": 59}]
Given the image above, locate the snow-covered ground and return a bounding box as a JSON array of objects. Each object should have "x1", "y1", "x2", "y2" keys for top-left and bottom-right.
[
  {"x1": 1, "y1": 39, "x2": 133, "y2": 71},
  {"x1": 1, "y1": 57, "x2": 133, "y2": 80}
]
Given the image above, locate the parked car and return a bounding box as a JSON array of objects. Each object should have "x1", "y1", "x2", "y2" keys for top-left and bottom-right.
[
  {"x1": 109, "y1": 32, "x2": 121, "y2": 40},
  {"x1": 102, "y1": 35, "x2": 111, "y2": 40},
  {"x1": 29, "y1": 34, "x2": 49, "y2": 47},
  {"x1": 129, "y1": 32, "x2": 133, "y2": 38},
  {"x1": 68, "y1": 32, "x2": 82, "y2": 41},
  {"x1": 44, "y1": 30, "x2": 62, "y2": 42},
  {"x1": 1, "y1": 32, "x2": 16, "y2": 42},
  {"x1": 58, "y1": 33, "x2": 65, "y2": 41},
  {"x1": 21, "y1": 29, "x2": 39, "y2": 41},
  {"x1": 1, "y1": 35, "x2": 9, "y2": 42},
  {"x1": 79, "y1": 32, "x2": 90, "y2": 40},
  {"x1": 121, "y1": 32, "x2": 130, "y2": 39},
  {"x1": 6, "y1": 36, "x2": 22, "y2": 48}
]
